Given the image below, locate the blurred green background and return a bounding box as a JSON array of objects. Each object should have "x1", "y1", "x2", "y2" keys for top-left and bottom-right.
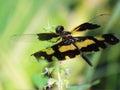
[{"x1": 0, "y1": 0, "x2": 120, "y2": 90}]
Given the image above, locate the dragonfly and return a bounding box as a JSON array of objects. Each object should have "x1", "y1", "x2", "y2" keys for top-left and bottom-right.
[{"x1": 30, "y1": 15, "x2": 119, "y2": 66}]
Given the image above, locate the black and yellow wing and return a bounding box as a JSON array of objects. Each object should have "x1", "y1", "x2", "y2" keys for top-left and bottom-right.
[
  {"x1": 71, "y1": 22, "x2": 101, "y2": 37},
  {"x1": 32, "y1": 34, "x2": 119, "y2": 62},
  {"x1": 75, "y1": 34, "x2": 119, "y2": 52},
  {"x1": 71, "y1": 14, "x2": 110, "y2": 34},
  {"x1": 71, "y1": 23, "x2": 100, "y2": 34}
]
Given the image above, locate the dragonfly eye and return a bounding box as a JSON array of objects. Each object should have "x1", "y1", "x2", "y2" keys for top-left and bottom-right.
[{"x1": 56, "y1": 25, "x2": 64, "y2": 34}]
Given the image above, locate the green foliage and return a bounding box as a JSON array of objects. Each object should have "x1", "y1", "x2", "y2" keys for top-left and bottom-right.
[
  {"x1": 68, "y1": 80, "x2": 100, "y2": 90},
  {"x1": 32, "y1": 73, "x2": 49, "y2": 89},
  {"x1": 0, "y1": 0, "x2": 120, "y2": 90}
]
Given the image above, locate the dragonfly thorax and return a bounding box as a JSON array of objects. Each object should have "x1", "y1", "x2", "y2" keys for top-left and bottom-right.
[{"x1": 62, "y1": 35, "x2": 76, "y2": 45}]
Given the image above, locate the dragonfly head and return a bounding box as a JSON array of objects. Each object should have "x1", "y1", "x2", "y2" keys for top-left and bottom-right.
[{"x1": 55, "y1": 25, "x2": 64, "y2": 34}]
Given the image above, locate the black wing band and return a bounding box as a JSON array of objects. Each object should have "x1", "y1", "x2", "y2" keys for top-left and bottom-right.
[
  {"x1": 37, "y1": 33, "x2": 59, "y2": 40},
  {"x1": 72, "y1": 23, "x2": 100, "y2": 32}
]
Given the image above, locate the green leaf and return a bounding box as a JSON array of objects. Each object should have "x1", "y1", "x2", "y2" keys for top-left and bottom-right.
[{"x1": 32, "y1": 73, "x2": 49, "y2": 89}]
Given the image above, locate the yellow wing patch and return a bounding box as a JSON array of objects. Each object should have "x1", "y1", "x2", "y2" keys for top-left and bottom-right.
[
  {"x1": 43, "y1": 48, "x2": 55, "y2": 55},
  {"x1": 76, "y1": 39, "x2": 95, "y2": 49},
  {"x1": 59, "y1": 39, "x2": 96, "y2": 52},
  {"x1": 94, "y1": 36, "x2": 104, "y2": 41},
  {"x1": 65, "y1": 56, "x2": 71, "y2": 60},
  {"x1": 59, "y1": 44, "x2": 76, "y2": 52}
]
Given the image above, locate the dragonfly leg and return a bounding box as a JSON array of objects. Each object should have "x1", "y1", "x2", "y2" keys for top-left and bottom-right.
[
  {"x1": 55, "y1": 37, "x2": 61, "y2": 43},
  {"x1": 72, "y1": 43, "x2": 93, "y2": 67}
]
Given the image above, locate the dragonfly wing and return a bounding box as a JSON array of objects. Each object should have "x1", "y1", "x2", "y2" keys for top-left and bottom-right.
[
  {"x1": 71, "y1": 22, "x2": 100, "y2": 32},
  {"x1": 75, "y1": 34, "x2": 119, "y2": 53},
  {"x1": 37, "y1": 33, "x2": 59, "y2": 41},
  {"x1": 32, "y1": 41, "x2": 80, "y2": 61},
  {"x1": 71, "y1": 14, "x2": 110, "y2": 35}
]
